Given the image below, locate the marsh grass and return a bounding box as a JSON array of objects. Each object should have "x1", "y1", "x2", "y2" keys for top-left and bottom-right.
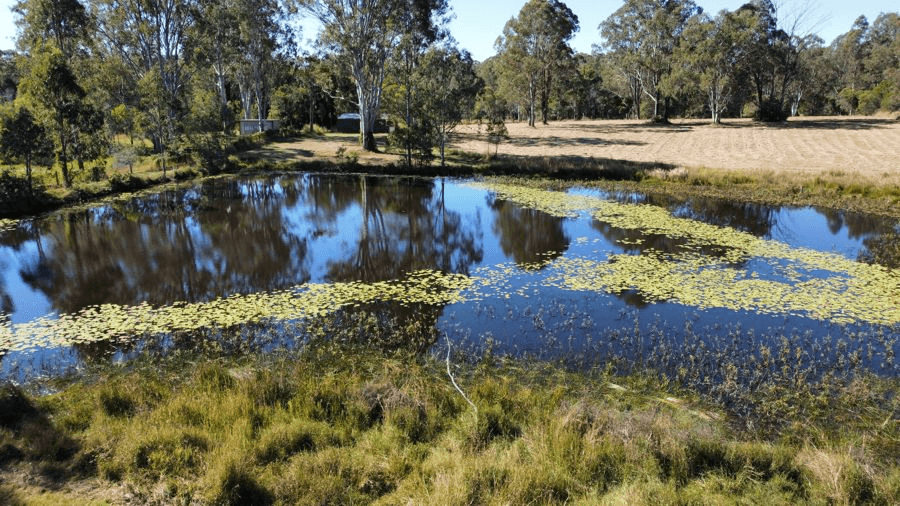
[
  {"x1": 612, "y1": 166, "x2": 900, "y2": 218},
  {"x1": 473, "y1": 154, "x2": 668, "y2": 182},
  {"x1": 1, "y1": 336, "x2": 899, "y2": 505}
]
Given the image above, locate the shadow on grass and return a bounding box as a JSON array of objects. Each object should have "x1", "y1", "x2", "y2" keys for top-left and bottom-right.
[
  {"x1": 505, "y1": 135, "x2": 647, "y2": 149},
  {"x1": 0, "y1": 384, "x2": 86, "y2": 494},
  {"x1": 721, "y1": 117, "x2": 897, "y2": 131},
  {"x1": 451, "y1": 131, "x2": 649, "y2": 149},
  {"x1": 476, "y1": 154, "x2": 677, "y2": 181}
]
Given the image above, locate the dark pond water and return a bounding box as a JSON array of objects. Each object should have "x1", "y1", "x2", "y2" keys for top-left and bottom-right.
[{"x1": 1, "y1": 173, "x2": 898, "y2": 383}]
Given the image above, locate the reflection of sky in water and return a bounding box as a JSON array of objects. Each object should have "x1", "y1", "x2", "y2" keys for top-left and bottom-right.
[
  {"x1": 2, "y1": 175, "x2": 899, "y2": 381},
  {"x1": 566, "y1": 186, "x2": 894, "y2": 262},
  {"x1": 0, "y1": 240, "x2": 53, "y2": 324},
  {"x1": 0, "y1": 176, "x2": 894, "y2": 325},
  {"x1": 767, "y1": 207, "x2": 864, "y2": 259}
]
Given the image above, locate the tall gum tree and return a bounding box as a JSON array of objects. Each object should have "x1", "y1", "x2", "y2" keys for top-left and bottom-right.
[
  {"x1": 600, "y1": 0, "x2": 700, "y2": 121},
  {"x1": 234, "y1": 0, "x2": 292, "y2": 131},
  {"x1": 0, "y1": 107, "x2": 52, "y2": 196},
  {"x1": 416, "y1": 46, "x2": 481, "y2": 166},
  {"x1": 13, "y1": 0, "x2": 101, "y2": 186},
  {"x1": 92, "y1": 0, "x2": 195, "y2": 178},
  {"x1": 495, "y1": 0, "x2": 578, "y2": 127},
  {"x1": 298, "y1": 0, "x2": 443, "y2": 152},
  {"x1": 17, "y1": 47, "x2": 86, "y2": 187},
  {"x1": 677, "y1": 10, "x2": 754, "y2": 123},
  {"x1": 13, "y1": 0, "x2": 91, "y2": 59},
  {"x1": 385, "y1": 0, "x2": 450, "y2": 165}
]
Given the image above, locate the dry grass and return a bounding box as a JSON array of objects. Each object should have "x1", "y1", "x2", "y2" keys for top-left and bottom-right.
[
  {"x1": 3, "y1": 345, "x2": 898, "y2": 505},
  {"x1": 245, "y1": 132, "x2": 402, "y2": 165},
  {"x1": 451, "y1": 117, "x2": 900, "y2": 183}
]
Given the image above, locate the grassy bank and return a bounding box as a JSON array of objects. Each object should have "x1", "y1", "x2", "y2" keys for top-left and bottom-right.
[
  {"x1": 436, "y1": 154, "x2": 900, "y2": 219},
  {"x1": 2, "y1": 342, "x2": 899, "y2": 505},
  {"x1": 4, "y1": 124, "x2": 900, "y2": 221}
]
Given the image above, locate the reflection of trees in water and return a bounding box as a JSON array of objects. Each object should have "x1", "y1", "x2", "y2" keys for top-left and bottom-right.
[
  {"x1": 488, "y1": 197, "x2": 569, "y2": 268},
  {"x1": 609, "y1": 192, "x2": 778, "y2": 238},
  {"x1": 15, "y1": 178, "x2": 312, "y2": 315},
  {"x1": 1, "y1": 174, "x2": 489, "y2": 362},
  {"x1": 327, "y1": 176, "x2": 484, "y2": 282},
  {"x1": 816, "y1": 207, "x2": 894, "y2": 239},
  {"x1": 860, "y1": 229, "x2": 900, "y2": 269},
  {"x1": 816, "y1": 208, "x2": 900, "y2": 268},
  {"x1": 590, "y1": 197, "x2": 776, "y2": 309},
  {"x1": 647, "y1": 194, "x2": 777, "y2": 238},
  {"x1": 323, "y1": 175, "x2": 485, "y2": 352},
  {"x1": 0, "y1": 220, "x2": 44, "y2": 319}
]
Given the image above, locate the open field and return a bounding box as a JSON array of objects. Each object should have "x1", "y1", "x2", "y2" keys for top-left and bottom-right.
[
  {"x1": 247, "y1": 116, "x2": 900, "y2": 217},
  {"x1": 452, "y1": 116, "x2": 900, "y2": 181},
  {"x1": 270, "y1": 116, "x2": 900, "y2": 181}
]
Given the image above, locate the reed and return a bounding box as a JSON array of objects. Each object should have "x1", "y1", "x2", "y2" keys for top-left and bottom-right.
[{"x1": 1, "y1": 331, "x2": 898, "y2": 505}]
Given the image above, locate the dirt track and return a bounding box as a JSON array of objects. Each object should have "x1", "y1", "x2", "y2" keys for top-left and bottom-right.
[{"x1": 451, "y1": 117, "x2": 900, "y2": 179}]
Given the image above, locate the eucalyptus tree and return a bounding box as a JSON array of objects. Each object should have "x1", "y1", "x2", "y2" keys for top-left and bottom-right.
[
  {"x1": 785, "y1": 33, "x2": 825, "y2": 116},
  {"x1": 0, "y1": 107, "x2": 52, "y2": 195},
  {"x1": 16, "y1": 47, "x2": 86, "y2": 187},
  {"x1": 384, "y1": 0, "x2": 450, "y2": 165},
  {"x1": 474, "y1": 86, "x2": 509, "y2": 157},
  {"x1": 298, "y1": 0, "x2": 445, "y2": 152},
  {"x1": 191, "y1": 0, "x2": 240, "y2": 132},
  {"x1": 416, "y1": 46, "x2": 482, "y2": 166},
  {"x1": 273, "y1": 53, "x2": 355, "y2": 130},
  {"x1": 233, "y1": 0, "x2": 294, "y2": 129},
  {"x1": 600, "y1": 0, "x2": 701, "y2": 121},
  {"x1": 591, "y1": 43, "x2": 643, "y2": 118},
  {"x1": 791, "y1": 40, "x2": 837, "y2": 115},
  {"x1": 676, "y1": 10, "x2": 754, "y2": 123},
  {"x1": 13, "y1": 0, "x2": 105, "y2": 184},
  {"x1": 495, "y1": 0, "x2": 578, "y2": 126},
  {"x1": 866, "y1": 13, "x2": 900, "y2": 111},
  {"x1": 0, "y1": 51, "x2": 18, "y2": 102},
  {"x1": 833, "y1": 12, "x2": 900, "y2": 114},
  {"x1": 731, "y1": 0, "x2": 799, "y2": 121},
  {"x1": 13, "y1": 0, "x2": 91, "y2": 59},
  {"x1": 91, "y1": 0, "x2": 196, "y2": 177}
]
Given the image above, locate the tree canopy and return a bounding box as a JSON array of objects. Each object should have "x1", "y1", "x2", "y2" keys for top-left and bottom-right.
[
  {"x1": 495, "y1": 0, "x2": 579, "y2": 126},
  {"x1": 0, "y1": 0, "x2": 896, "y2": 190}
]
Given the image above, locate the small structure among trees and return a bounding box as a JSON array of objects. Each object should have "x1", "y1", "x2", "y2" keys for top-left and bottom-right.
[{"x1": 239, "y1": 119, "x2": 280, "y2": 135}]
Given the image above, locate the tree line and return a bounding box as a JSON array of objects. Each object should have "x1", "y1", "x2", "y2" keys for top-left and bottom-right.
[{"x1": 0, "y1": 0, "x2": 898, "y2": 191}]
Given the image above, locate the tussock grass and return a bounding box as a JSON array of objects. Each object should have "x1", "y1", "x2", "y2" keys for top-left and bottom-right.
[
  {"x1": 1, "y1": 343, "x2": 899, "y2": 505},
  {"x1": 474, "y1": 154, "x2": 668, "y2": 182},
  {"x1": 608, "y1": 165, "x2": 900, "y2": 218}
]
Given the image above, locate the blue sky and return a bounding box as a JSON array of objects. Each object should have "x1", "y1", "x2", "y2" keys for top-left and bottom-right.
[{"x1": 1, "y1": 0, "x2": 897, "y2": 61}]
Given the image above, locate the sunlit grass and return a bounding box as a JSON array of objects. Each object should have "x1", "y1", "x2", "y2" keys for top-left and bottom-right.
[
  {"x1": 2, "y1": 344, "x2": 899, "y2": 504},
  {"x1": 593, "y1": 165, "x2": 900, "y2": 219}
]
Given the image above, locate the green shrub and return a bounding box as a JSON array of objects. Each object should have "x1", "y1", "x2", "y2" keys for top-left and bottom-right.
[
  {"x1": 195, "y1": 363, "x2": 236, "y2": 392},
  {"x1": 132, "y1": 430, "x2": 208, "y2": 477},
  {"x1": 254, "y1": 419, "x2": 323, "y2": 464},
  {"x1": 755, "y1": 99, "x2": 789, "y2": 122},
  {"x1": 247, "y1": 370, "x2": 294, "y2": 408},
  {"x1": 108, "y1": 173, "x2": 148, "y2": 192},
  {"x1": 98, "y1": 389, "x2": 136, "y2": 418}
]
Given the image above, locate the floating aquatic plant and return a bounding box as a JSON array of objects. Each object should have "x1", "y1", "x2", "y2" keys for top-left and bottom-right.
[
  {"x1": 466, "y1": 181, "x2": 900, "y2": 326},
  {"x1": 0, "y1": 270, "x2": 472, "y2": 354},
  {"x1": 3, "y1": 180, "x2": 899, "y2": 356}
]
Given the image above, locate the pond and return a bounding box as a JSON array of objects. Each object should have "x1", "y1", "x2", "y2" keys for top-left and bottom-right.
[{"x1": 1, "y1": 173, "x2": 898, "y2": 388}]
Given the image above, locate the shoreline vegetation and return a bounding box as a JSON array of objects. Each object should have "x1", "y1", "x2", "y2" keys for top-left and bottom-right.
[
  {"x1": 2, "y1": 117, "x2": 900, "y2": 504},
  {"x1": 2, "y1": 343, "x2": 900, "y2": 505},
  {"x1": 2, "y1": 117, "x2": 900, "y2": 222}
]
